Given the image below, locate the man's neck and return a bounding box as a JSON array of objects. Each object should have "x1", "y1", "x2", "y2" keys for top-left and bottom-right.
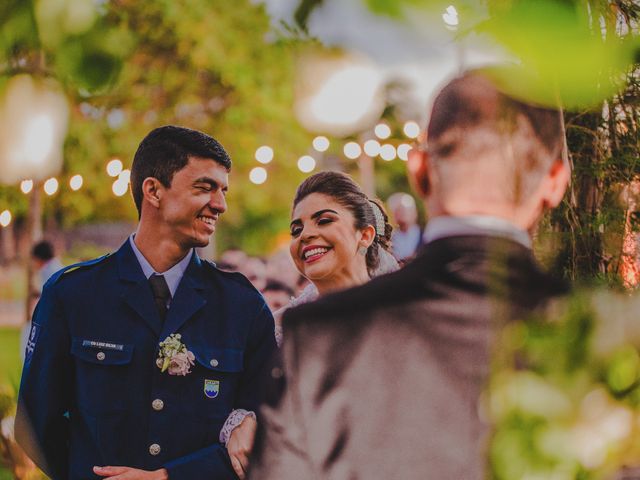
[{"x1": 134, "y1": 224, "x2": 190, "y2": 273}]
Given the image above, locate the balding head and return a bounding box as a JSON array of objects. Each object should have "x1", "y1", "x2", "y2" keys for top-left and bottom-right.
[{"x1": 409, "y1": 68, "x2": 569, "y2": 230}]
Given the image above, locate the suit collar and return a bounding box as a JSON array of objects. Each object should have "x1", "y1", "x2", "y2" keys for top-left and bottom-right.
[
  {"x1": 116, "y1": 240, "x2": 147, "y2": 283},
  {"x1": 127, "y1": 234, "x2": 194, "y2": 298},
  {"x1": 116, "y1": 240, "x2": 209, "y2": 336},
  {"x1": 423, "y1": 215, "x2": 532, "y2": 250},
  {"x1": 161, "y1": 255, "x2": 208, "y2": 337}
]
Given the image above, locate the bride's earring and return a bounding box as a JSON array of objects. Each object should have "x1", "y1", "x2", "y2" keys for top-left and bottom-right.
[{"x1": 357, "y1": 245, "x2": 368, "y2": 256}]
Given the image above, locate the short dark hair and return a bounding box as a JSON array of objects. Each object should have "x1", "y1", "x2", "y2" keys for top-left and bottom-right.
[
  {"x1": 130, "y1": 125, "x2": 232, "y2": 216},
  {"x1": 292, "y1": 171, "x2": 393, "y2": 276},
  {"x1": 32, "y1": 240, "x2": 54, "y2": 261},
  {"x1": 264, "y1": 279, "x2": 295, "y2": 297}
]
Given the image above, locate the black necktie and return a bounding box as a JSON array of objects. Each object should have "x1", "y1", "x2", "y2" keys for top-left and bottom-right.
[{"x1": 149, "y1": 274, "x2": 171, "y2": 322}]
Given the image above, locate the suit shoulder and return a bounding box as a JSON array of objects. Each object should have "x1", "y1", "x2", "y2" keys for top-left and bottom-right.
[
  {"x1": 202, "y1": 260, "x2": 262, "y2": 295},
  {"x1": 46, "y1": 253, "x2": 113, "y2": 287}
]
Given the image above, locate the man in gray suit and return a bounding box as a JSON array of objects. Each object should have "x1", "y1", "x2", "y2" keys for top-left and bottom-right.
[{"x1": 251, "y1": 69, "x2": 571, "y2": 479}]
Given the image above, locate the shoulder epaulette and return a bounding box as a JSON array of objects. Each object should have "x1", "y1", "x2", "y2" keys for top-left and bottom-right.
[{"x1": 46, "y1": 253, "x2": 112, "y2": 286}]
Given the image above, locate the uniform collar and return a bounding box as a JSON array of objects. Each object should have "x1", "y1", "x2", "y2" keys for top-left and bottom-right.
[
  {"x1": 423, "y1": 215, "x2": 532, "y2": 249},
  {"x1": 128, "y1": 234, "x2": 193, "y2": 298}
]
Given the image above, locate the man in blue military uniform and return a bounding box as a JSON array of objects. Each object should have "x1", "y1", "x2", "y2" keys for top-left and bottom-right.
[{"x1": 16, "y1": 126, "x2": 277, "y2": 479}]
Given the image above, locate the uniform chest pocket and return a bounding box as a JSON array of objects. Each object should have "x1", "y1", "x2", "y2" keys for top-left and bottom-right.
[
  {"x1": 186, "y1": 347, "x2": 244, "y2": 420},
  {"x1": 71, "y1": 338, "x2": 134, "y2": 365},
  {"x1": 192, "y1": 347, "x2": 243, "y2": 373},
  {"x1": 70, "y1": 338, "x2": 135, "y2": 414}
]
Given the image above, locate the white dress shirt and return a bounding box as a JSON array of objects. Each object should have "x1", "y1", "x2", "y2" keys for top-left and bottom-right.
[{"x1": 423, "y1": 215, "x2": 532, "y2": 249}]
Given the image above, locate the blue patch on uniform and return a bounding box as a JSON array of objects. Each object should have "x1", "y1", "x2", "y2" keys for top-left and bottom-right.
[
  {"x1": 25, "y1": 322, "x2": 41, "y2": 363},
  {"x1": 204, "y1": 379, "x2": 219, "y2": 399}
]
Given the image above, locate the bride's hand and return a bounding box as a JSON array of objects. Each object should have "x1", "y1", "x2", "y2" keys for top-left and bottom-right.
[{"x1": 227, "y1": 415, "x2": 257, "y2": 479}]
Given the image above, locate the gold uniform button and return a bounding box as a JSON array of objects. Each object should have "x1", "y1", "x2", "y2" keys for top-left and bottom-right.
[
  {"x1": 152, "y1": 399, "x2": 164, "y2": 411},
  {"x1": 96, "y1": 352, "x2": 106, "y2": 361},
  {"x1": 210, "y1": 359, "x2": 219, "y2": 367},
  {"x1": 149, "y1": 443, "x2": 161, "y2": 456}
]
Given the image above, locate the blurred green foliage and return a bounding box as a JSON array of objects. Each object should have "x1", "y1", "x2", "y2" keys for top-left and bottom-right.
[
  {"x1": 0, "y1": 0, "x2": 326, "y2": 254},
  {"x1": 292, "y1": 0, "x2": 639, "y2": 109},
  {"x1": 489, "y1": 291, "x2": 640, "y2": 478},
  {"x1": 0, "y1": 328, "x2": 21, "y2": 390}
]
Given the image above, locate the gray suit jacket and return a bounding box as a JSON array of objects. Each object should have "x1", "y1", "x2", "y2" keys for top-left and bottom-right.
[{"x1": 251, "y1": 235, "x2": 568, "y2": 480}]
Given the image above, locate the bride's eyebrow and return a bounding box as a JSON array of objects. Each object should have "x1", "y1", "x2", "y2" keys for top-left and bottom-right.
[
  {"x1": 311, "y1": 209, "x2": 338, "y2": 219},
  {"x1": 290, "y1": 209, "x2": 338, "y2": 228}
]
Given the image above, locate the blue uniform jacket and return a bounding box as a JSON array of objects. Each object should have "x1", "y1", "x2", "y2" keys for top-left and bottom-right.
[{"x1": 16, "y1": 240, "x2": 277, "y2": 479}]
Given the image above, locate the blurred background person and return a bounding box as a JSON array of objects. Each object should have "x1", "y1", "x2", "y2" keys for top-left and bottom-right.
[
  {"x1": 262, "y1": 279, "x2": 294, "y2": 313},
  {"x1": 21, "y1": 240, "x2": 64, "y2": 360},
  {"x1": 387, "y1": 191, "x2": 422, "y2": 262},
  {"x1": 217, "y1": 247, "x2": 248, "y2": 272},
  {"x1": 239, "y1": 256, "x2": 267, "y2": 292},
  {"x1": 265, "y1": 249, "x2": 304, "y2": 295},
  {"x1": 31, "y1": 241, "x2": 63, "y2": 289}
]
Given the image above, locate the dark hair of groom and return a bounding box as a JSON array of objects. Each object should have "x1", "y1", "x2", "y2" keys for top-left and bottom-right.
[{"x1": 130, "y1": 125, "x2": 232, "y2": 217}]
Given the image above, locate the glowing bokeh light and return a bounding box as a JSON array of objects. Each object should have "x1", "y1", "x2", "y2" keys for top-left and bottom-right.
[
  {"x1": 403, "y1": 121, "x2": 421, "y2": 139},
  {"x1": 0, "y1": 210, "x2": 11, "y2": 227},
  {"x1": 20, "y1": 179, "x2": 34, "y2": 194},
  {"x1": 43, "y1": 177, "x2": 59, "y2": 195},
  {"x1": 69, "y1": 174, "x2": 83, "y2": 191},
  {"x1": 297, "y1": 155, "x2": 316, "y2": 173},
  {"x1": 374, "y1": 123, "x2": 391, "y2": 140},
  {"x1": 107, "y1": 159, "x2": 123, "y2": 177},
  {"x1": 312, "y1": 136, "x2": 330, "y2": 152},
  {"x1": 397, "y1": 144, "x2": 411, "y2": 161},
  {"x1": 25, "y1": 115, "x2": 55, "y2": 167},
  {"x1": 255, "y1": 146, "x2": 274, "y2": 164},
  {"x1": 343, "y1": 142, "x2": 362, "y2": 160},
  {"x1": 0, "y1": 75, "x2": 69, "y2": 183},
  {"x1": 112, "y1": 179, "x2": 129, "y2": 197},
  {"x1": 297, "y1": 59, "x2": 385, "y2": 137},
  {"x1": 119, "y1": 169, "x2": 131, "y2": 184},
  {"x1": 249, "y1": 167, "x2": 268, "y2": 184},
  {"x1": 443, "y1": 5, "x2": 459, "y2": 27},
  {"x1": 363, "y1": 139, "x2": 381, "y2": 157},
  {"x1": 380, "y1": 144, "x2": 397, "y2": 161}
]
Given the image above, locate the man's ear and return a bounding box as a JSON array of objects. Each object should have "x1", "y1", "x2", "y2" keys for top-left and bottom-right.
[
  {"x1": 542, "y1": 157, "x2": 570, "y2": 209},
  {"x1": 141, "y1": 177, "x2": 162, "y2": 209},
  {"x1": 407, "y1": 145, "x2": 431, "y2": 198}
]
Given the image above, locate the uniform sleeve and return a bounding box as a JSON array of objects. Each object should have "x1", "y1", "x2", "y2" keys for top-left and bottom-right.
[
  {"x1": 16, "y1": 282, "x2": 72, "y2": 480},
  {"x1": 163, "y1": 444, "x2": 237, "y2": 479},
  {"x1": 235, "y1": 301, "x2": 278, "y2": 413},
  {"x1": 164, "y1": 299, "x2": 277, "y2": 479}
]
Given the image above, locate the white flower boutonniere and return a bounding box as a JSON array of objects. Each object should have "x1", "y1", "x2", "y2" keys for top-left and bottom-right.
[{"x1": 156, "y1": 333, "x2": 195, "y2": 376}]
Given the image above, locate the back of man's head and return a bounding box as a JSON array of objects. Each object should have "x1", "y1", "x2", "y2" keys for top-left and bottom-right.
[{"x1": 425, "y1": 68, "x2": 566, "y2": 209}]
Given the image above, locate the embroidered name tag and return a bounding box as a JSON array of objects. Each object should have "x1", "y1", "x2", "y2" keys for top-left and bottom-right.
[{"x1": 82, "y1": 340, "x2": 124, "y2": 351}]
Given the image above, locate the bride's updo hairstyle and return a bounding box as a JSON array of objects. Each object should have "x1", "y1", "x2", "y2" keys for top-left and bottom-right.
[{"x1": 292, "y1": 171, "x2": 394, "y2": 276}]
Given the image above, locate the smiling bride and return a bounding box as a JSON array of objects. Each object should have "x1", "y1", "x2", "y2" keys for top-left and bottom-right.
[{"x1": 277, "y1": 170, "x2": 399, "y2": 342}]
